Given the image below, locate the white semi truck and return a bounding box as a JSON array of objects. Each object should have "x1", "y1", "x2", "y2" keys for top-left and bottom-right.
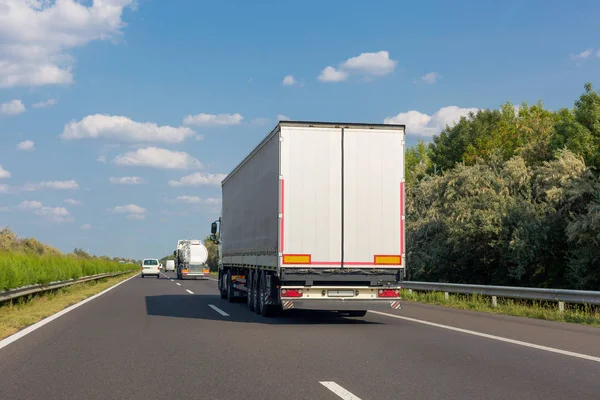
[
  {"x1": 174, "y1": 239, "x2": 210, "y2": 280},
  {"x1": 210, "y1": 121, "x2": 406, "y2": 317}
]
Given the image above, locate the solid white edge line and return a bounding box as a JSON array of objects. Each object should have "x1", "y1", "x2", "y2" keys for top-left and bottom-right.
[
  {"x1": 0, "y1": 273, "x2": 138, "y2": 352},
  {"x1": 319, "y1": 382, "x2": 362, "y2": 400},
  {"x1": 208, "y1": 304, "x2": 229, "y2": 317},
  {"x1": 176, "y1": 283, "x2": 181, "y2": 286},
  {"x1": 369, "y1": 311, "x2": 600, "y2": 363},
  {"x1": 186, "y1": 289, "x2": 194, "y2": 294}
]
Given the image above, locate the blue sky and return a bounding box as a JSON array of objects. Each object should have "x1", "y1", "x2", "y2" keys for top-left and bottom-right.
[{"x1": 1, "y1": 0, "x2": 600, "y2": 260}]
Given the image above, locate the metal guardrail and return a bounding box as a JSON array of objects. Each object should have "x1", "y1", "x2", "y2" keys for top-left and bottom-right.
[
  {"x1": 0, "y1": 271, "x2": 133, "y2": 303},
  {"x1": 402, "y1": 281, "x2": 600, "y2": 310}
]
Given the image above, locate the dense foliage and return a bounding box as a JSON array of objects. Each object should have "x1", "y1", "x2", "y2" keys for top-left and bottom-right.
[
  {"x1": 406, "y1": 83, "x2": 600, "y2": 290},
  {"x1": 0, "y1": 228, "x2": 137, "y2": 291}
]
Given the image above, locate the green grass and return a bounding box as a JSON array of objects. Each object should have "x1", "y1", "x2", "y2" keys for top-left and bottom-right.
[
  {"x1": 402, "y1": 289, "x2": 600, "y2": 327},
  {"x1": 0, "y1": 271, "x2": 137, "y2": 340},
  {"x1": 0, "y1": 252, "x2": 138, "y2": 291}
]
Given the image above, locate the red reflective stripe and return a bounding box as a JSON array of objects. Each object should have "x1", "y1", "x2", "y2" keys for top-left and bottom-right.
[{"x1": 280, "y1": 179, "x2": 285, "y2": 252}]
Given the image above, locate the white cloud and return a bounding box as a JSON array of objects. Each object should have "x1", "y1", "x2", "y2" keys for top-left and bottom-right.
[
  {"x1": 0, "y1": 206, "x2": 9, "y2": 212},
  {"x1": 61, "y1": 114, "x2": 198, "y2": 143},
  {"x1": 0, "y1": 99, "x2": 26, "y2": 116},
  {"x1": 64, "y1": 198, "x2": 80, "y2": 205},
  {"x1": 109, "y1": 176, "x2": 144, "y2": 185},
  {"x1": 81, "y1": 223, "x2": 92, "y2": 230},
  {"x1": 32, "y1": 98, "x2": 57, "y2": 108},
  {"x1": 318, "y1": 66, "x2": 348, "y2": 82},
  {"x1": 0, "y1": 0, "x2": 136, "y2": 88},
  {"x1": 571, "y1": 49, "x2": 593, "y2": 61},
  {"x1": 114, "y1": 147, "x2": 203, "y2": 170},
  {"x1": 96, "y1": 155, "x2": 107, "y2": 163},
  {"x1": 421, "y1": 72, "x2": 439, "y2": 84},
  {"x1": 110, "y1": 204, "x2": 147, "y2": 214},
  {"x1": 24, "y1": 180, "x2": 79, "y2": 190},
  {"x1": 341, "y1": 51, "x2": 397, "y2": 76},
  {"x1": 19, "y1": 200, "x2": 43, "y2": 210},
  {"x1": 0, "y1": 164, "x2": 10, "y2": 178},
  {"x1": 277, "y1": 114, "x2": 291, "y2": 121},
  {"x1": 282, "y1": 75, "x2": 297, "y2": 85},
  {"x1": 109, "y1": 203, "x2": 146, "y2": 220},
  {"x1": 17, "y1": 140, "x2": 35, "y2": 151},
  {"x1": 319, "y1": 51, "x2": 397, "y2": 82},
  {"x1": 597, "y1": 49, "x2": 600, "y2": 58},
  {"x1": 183, "y1": 113, "x2": 244, "y2": 126},
  {"x1": 168, "y1": 172, "x2": 226, "y2": 187},
  {"x1": 18, "y1": 200, "x2": 72, "y2": 222},
  {"x1": 168, "y1": 195, "x2": 221, "y2": 204},
  {"x1": 384, "y1": 106, "x2": 479, "y2": 136}
]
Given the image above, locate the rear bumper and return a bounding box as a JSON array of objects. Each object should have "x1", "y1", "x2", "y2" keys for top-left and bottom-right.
[
  {"x1": 180, "y1": 272, "x2": 209, "y2": 278},
  {"x1": 280, "y1": 299, "x2": 401, "y2": 311},
  {"x1": 141, "y1": 271, "x2": 159, "y2": 275}
]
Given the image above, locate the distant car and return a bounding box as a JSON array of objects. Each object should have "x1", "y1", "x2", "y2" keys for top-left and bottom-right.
[
  {"x1": 141, "y1": 258, "x2": 160, "y2": 278},
  {"x1": 165, "y1": 259, "x2": 175, "y2": 271}
]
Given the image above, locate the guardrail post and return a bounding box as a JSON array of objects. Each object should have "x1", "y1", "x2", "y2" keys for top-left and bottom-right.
[
  {"x1": 444, "y1": 292, "x2": 449, "y2": 301},
  {"x1": 408, "y1": 289, "x2": 412, "y2": 294},
  {"x1": 558, "y1": 301, "x2": 565, "y2": 313},
  {"x1": 491, "y1": 295, "x2": 498, "y2": 308}
]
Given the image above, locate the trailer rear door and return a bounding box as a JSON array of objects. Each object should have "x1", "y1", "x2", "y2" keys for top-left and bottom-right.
[
  {"x1": 343, "y1": 127, "x2": 405, "y2": 268},
  {"x1": 280, "y1": 126, "x2": 342, "y2": 267}
]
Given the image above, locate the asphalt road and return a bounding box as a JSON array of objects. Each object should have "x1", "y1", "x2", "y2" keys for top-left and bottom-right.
[{"x1": 1, "y1": 272, "x2": 599, "y2": 400}]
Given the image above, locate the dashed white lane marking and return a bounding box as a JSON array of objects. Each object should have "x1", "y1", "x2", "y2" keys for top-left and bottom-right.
[
  {"x1": 186, "y1": 289, "x2": 194, "y2": 294},
  {"x1": 369, "y1": 311, "x2": 600, "y2": 364},
  {"x1": 0, "y1": 274, "x2": 137, "y2": 351},
  {"x1": 176, "y1": 283, "x2": 181, "y2": 286},
  {"x1": 170, "y1": 279, "x2": 173, "y2": 282},
  {"x1": 208, "y1": 304, "x2": 229, "y2": 317},
  {"x1": 319, "y1": 382, "x2": 362, "y2": 400}
]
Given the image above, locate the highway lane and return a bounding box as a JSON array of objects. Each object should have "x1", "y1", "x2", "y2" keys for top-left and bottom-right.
[{"x1": 0, "y1": 272, "x2": 598, "y2": 400}]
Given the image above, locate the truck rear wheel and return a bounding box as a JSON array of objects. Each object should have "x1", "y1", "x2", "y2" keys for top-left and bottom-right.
[
  {"x1": 226, "y1": 269, "x2": 234, "y2": 302},
  {"x1": 218, "y1": 271, "x2": 227, "y2": 299},
  {"x1": 258, "y1": 270, "x2": 273, "y2": 317},
  {"x1": 247, "y1": 270, "x2": 255, "y2": 311},
  {"x1": 252, "y1": 271, "x2": 260, "y2": 313}
]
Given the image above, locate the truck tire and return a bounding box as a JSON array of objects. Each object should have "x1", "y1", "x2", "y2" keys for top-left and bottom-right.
[
  {"x1": 226, "y1": 269, "x2": 234, "y2": 302},
  {"x1": 247, "y1": 270, "x2": 255, "y2": 311},
  {"x1": 219, "y1": 271, "x2": 227, "y2": 299},
  {"x1": 258, "y1": 270, "x2": 273, "y2": 317},
  {"x1": 252, "y1": 271, "x2": 260, "y2": 313},
  {"x1": 347, "y1": 310, "x2": 367, "y2": 317}
]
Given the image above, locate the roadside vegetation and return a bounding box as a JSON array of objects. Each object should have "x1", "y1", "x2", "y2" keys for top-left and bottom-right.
[
  {"x1": 406, "y1": 83, "x2": 600, "y2": 291},
  {"x1": 0, "y1": 272, "x2": 137, "y2": 340},
  {"x1": 0, "y1": 228, "x2": 137, "y2": 291},
  {"x1": 400, "y1": 289, "x2": 600, "y2": 326}
]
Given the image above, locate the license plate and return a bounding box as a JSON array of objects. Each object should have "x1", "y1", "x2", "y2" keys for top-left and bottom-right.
[{"x1": 328, "y1": 290, "x2": 355, "y2": 297}]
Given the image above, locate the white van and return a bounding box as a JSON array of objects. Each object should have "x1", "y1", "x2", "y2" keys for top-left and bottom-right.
[
  {"x1": 165, "y1": 259, "x2": 175, "y2": 271},
  {"x1": 141, "y1": 258, "x2": 160, "y2": 278}
]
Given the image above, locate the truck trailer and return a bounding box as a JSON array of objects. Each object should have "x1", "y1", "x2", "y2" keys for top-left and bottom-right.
[
  {"x1": 210, "y1": 121, "x2": 406, "y2": 317},
  {"x1": 174, "y1": 239, "x2": 210, "y2": 279}
]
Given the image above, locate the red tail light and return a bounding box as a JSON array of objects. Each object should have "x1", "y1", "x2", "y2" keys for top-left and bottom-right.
[
  {"x1": 281, "y1": 289, "x2": 303, "y2": 298},
  {"x1": 377, "y1": 289, "x2": 400, "y2": 298}
]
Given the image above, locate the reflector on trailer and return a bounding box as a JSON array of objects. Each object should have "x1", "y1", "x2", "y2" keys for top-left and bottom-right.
[
  {"x1": 282, "y1": 254, "x2": 311, "y2": 264},
  {"x1": 281, "y1": 289, "x2": 303, "y2": 298},
  {"x1": 374, "y1": 255, "x2": 402, "y2": 265},
  {"x1": 377, "y1": 289, "x2": 400, "y2": 298}
]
